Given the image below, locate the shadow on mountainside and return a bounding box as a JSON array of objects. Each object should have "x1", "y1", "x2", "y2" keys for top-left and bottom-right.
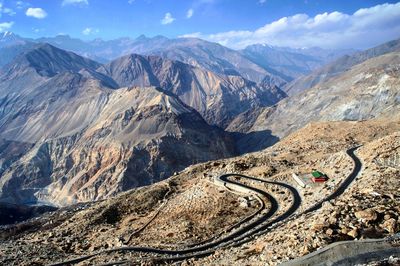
[
  {"x1": 0, "y1": 202, "x2": 57, "y2": 225},
  {"x1": 232, "y1": 129, "x2": 280, "y2": 155}
]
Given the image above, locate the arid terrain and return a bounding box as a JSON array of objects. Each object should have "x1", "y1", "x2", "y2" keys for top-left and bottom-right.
[
  {"x1": 0, "y1": 3, "x2": 400, "y2": 265},
  {"x1": 1, "y1": 117, "x2": 398, "y2": 265}
]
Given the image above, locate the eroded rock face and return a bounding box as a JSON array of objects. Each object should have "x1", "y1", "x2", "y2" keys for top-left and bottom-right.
[
  {"x1": 0, "y1": 86, "x2": 235, "y2": 205},
  {"x1": 0, "y1": 45, "x2": 235, "y2": 205},
  {"x1": 283, "y1": 38, "x2": 400, "y2": 96},
  {"x1": 98, "y1": 53, "x2": 286, "y2": 128},
  {"x1": 36, "y1": 35, "x2": 282, "y2": 85},
  {"x1": 228, "y1": 52, "x2": 400, "y2": 142}
]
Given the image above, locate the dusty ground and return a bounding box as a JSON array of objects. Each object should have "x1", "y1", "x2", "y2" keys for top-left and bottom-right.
[
  {"x1": 194, "y1": 129, "x2": 400, "y2": 266},
  {"x1": 0, "y1": 118, "x2": 399, "y2": 265}
]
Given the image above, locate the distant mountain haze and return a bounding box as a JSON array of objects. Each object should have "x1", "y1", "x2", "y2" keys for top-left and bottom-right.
[
  {"x1": 240, "y1": 44, "x2": 355, "y2": 82},
  {"x1": 284, "y1": 38, "x2": 400, "y2": 96},
  {"x1": 0, "y1": 32, "x2": 355, "y2": 86}
]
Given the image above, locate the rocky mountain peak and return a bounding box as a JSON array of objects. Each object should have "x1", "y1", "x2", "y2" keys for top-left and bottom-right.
[
  {"x1": 98, "y1": 52, "x2": 286, "y2": 127},
  {"x1": 0, "y1": 31, "x2": 27, "y2": 49},
  {"x1": 1, "y1": 43, "x2": 101, "y2": 78}
]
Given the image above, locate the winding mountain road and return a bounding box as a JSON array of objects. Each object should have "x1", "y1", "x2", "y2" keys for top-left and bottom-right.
[
  {"x1": 304, "y1": 146, "x2": 362, "y2": 213},
  {"x1": 50, "y1": 146, "x2": 363, "y2": 265}
]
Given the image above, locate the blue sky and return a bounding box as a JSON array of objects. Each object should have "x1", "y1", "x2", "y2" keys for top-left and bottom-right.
[{"x1": 1, "y1": 0, "x2": 400, "y2": 49}]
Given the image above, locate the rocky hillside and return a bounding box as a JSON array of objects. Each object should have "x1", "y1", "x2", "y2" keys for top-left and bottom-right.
[
  {"x1": 98, "y1": 53, "x2": 286, "y2": 127},
  {"x1": 0, "y1": 117, "x2": 398, "y2": 265},
  {"x1": 227, "y1": 51, "x2": 400, "y2": 151},
  {"x1": 0, "y1": 45, "x2": 235, "y2": 206},
  {"x1": 0, "y1": 202, "x2": 57, "y2": 225},
  {"x1": 284, "y1": 38, "x2": 400, "y2": 96}
]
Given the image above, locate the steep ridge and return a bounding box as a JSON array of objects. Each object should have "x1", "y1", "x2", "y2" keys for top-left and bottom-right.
[
  {"x1": 228, "y1": 51, "x2": 400, "y2": 151},
  {"x1": 0, "y1": 45, "x2": 235, "y2": 205},
  {"x1": 37, "y1": 35, "x2": 286, "y2": 85},
  {"x1": 98, "y1": 53, "x2": 286, "y2": 127},
  {"x1": 0, "y1": 85, "x2": 235, "y2": 205},
  {"x1": 284, "y1": 38, "x2": 400, "y2": 96},
  {"x1": 3, "y1": 43, "x2": 101, "y2": 77},
  {"x1": 137, "y1": 37, "x2": 285, "y2": 85},
  {"x1": 0, "y1": 43, "x2": 36, "y2": 68},
  {"x1": 0, "y1": 71, "x2": 114, "y2": 142},
  {"x1": 0, "y1": 43, "x2": 102, "y2": 98},
  {"x1": 7, "y1": 33, "x2": 354, "y2": 87}
]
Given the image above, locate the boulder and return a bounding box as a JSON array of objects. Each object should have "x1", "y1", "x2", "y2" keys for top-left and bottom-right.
[
  {"x1": 382, "y1": 218, "x2": 397, "y2": 234},
  {"x1": 355, "y1": 209, "x2": 378, "y2": 222}
]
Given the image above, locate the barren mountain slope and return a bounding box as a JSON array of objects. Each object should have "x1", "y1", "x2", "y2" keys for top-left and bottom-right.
[
  {"x1": 0, "y1": 45, "x2": 235, "y2": 205},
  {"x1": 142, "y1": 37, "x2": 287, "y2": 85},
  {"x1": 228, "y1": 52, "x2": 400, "y2": 145},
  {"x1": 0, "y1": 85, "x2": 235, "y2": 206},
  {"x1": 98, "y1": 53, "x2": 286, "y2": 127},
  {"x1": 35, "y1": 34, "x2": 352, "y2": 87},
  {"x1": 0, "y1": 43, "x2": 103, "y2": 99},
  {"x1": 284, "y1": 38, "x2": 400, "y2": 96},
  {"x1": 197, "y1": 119, "x2": 400, "y2": 266},
  {"x1": 36, "y1": 35, "x2": 286, "y2": 85},
  {"x1": 0, "y1": 118, "x2": 398, "y2": 265}
]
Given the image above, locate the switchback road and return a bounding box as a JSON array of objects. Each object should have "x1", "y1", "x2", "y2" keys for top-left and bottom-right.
[{"x1": 50, "y1": 147, "x2": 362, "y2": 265}]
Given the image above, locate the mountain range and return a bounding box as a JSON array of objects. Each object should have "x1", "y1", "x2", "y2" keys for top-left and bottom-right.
[
  {"x1": 97, "y1": 53, "x2": 286, "y2": 127},
  {"x1": 0, "y1": 33, "x2": 399, "y2": 208},
  {"x1": 0, "y1": 44, "x2": 237, "y2": 205},
  {"x1": 284, "y1": 38, "x2": 400, "y2": 96},
  {"x1": 0, "y1": 32, "x2": 355, "y2": 87},
  {"x1": 228, "y1": 45, "x2": 400, "y2": 149},
  {"x1": 240, "y1": 44, "x2": 354, "y2": 82}
]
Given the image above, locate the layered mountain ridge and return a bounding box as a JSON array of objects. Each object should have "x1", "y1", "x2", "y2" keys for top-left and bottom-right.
[
  {"x1": 0, "y1": 36, "x2": 399, "y2": 209},
  {"x1": 0, "y1": 44, "x2": 238, "y2": 205},
  {"x1": 98, "y1": 53, "x2": 286, "y2": 127},
  {"x1": 284, "y1": 37, "x2": 400, "y2": 96},
  {"x1": 0, "y1": 32, "x2": 355, "y2": 87},
  {"x1": 228, "y1": 51, "x2": 400, "y2": 153}
]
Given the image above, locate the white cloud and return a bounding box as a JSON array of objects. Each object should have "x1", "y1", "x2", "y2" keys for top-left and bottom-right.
[
  {"x1": 82, "y1": 27, "x2": 99, "y2": 35},
  {"x1": 0, "y1": 3, "x2": 16, "y2": 17},
  {"x1": 128, "y1": 0, "x2": 135, "y2": 4},
  {"x1": 186, "y1": 8, "x2": 194, "y2": 19},
  {"x1": 259, "y1": 0, "x2": 266, "y2": 4},
  {"x1": 62, "y1": 0, "x2": 88, "y2": 6},
  {"x1": 16, "y1": 1, "x2": 30, "y2": 9},
  {"x1": 182, "y1": 2, "x2": 400, "y2": 49},
  {"x1": 179, "y1": 32, "x2": 202, "y2": 38},
  {"x1": 0, "y1": 22, "x2": 14, "y2": 32},
  {"x1": 3, "y1": 8, "x2": 16, "y2": 16},
  {"x1": 161, "y1": 12, "x2": 175, "y2": 25},
  {"x1": 26, "y1": 7, "x2": 47, "y2": 19}
]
